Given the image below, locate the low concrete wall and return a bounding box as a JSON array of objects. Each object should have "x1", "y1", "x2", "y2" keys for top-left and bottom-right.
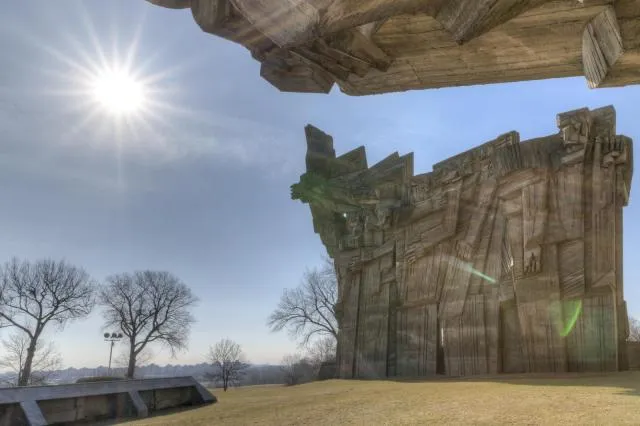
[
  {"x1": 0, "y1": 403, "x2": 28, "y2": 426},
  {"x1": 0, "y1": 377, "x2": 215, "y2": 425},
  {"x1": 140, "y1": 386, "x2": 196, "y2": 411},
  {"x1": 39, "y1": 392, "x2": 135, "y2": 424}
]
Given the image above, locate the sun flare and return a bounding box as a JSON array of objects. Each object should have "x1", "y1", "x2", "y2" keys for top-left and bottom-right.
[{"x1": 91, "y1": 68, "x2": 146, "y2": 115}]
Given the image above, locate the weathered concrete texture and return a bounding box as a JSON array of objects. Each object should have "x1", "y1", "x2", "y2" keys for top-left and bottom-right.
[
  {"x1": 317, "y1": 362, "x2": 338, "y2": 381},
  {"x1": 0, "y1": 377, "x2": 215, "y2": 425},
  {"x1": 628, "y1": 342, "x2": 640, "y2": 369},
  {"x1": 142, "y1": 0, "x2": 640, "y2": 95},
  {"x1": 292, "y1": 106, "x2": 633, "y2": 378}
]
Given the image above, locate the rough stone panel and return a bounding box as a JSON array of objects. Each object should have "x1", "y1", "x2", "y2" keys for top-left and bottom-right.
[
  {"x1": 500, "y1": 301, "x2": 525, "y2": 373},
  {"x1": 514, "y1": 244, "x2": 567, "y2": 373},
  {"x1": 396, "y1": 304, "x2": 438, "y2": 377},
  {"x1": 551, "y1": 164, "x2": 584, "y2": 242},
  {"x1": 628, "y1": 341, "x2": 640, "y2": 369},
  {"x1": 355, "y1": 260, "x2": 389, "y2": 378},
  {"x1": 558, "y1": 239, "x2": 586, "y2": 299},
  {"x1": 485, "y1": 288, "x2": 500, "y2": 374},
  {"x1": 566, "y1": 292, "x2": 618, "y2": 372},
  {"x1": 443, "y1": 294, "x2": 487, "y2": 376},
  {"x1": 337, "y1": 272, "x2": 361, "y2": 378}
]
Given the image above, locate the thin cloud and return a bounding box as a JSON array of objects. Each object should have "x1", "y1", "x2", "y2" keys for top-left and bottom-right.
[{"x1": 138, "y1": 107, "x2": 306, "y2": 175}]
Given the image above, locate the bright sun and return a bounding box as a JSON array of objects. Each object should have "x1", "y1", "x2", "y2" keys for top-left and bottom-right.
[{"x1": 91, "y1": 69, "x2": 146, "y2": 115}]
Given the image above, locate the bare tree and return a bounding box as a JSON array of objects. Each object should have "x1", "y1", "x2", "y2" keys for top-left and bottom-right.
[
  {"x1": 0, "y1": 334, "x2": 62, "y2": 386},
  {"x1": 114, "y1": 345, "x2": 154, "y2": 376},
  {"x1": 0, "y1": 258, "x2": 95, "y2": 386},
  {"x1": 268, "y1": 259, "x2": 338, "y2": 346},
  {"x1": 99, "y1": 271, "x2": 198, "y2": 378},
  {"x1": 629, "y1": 317, "x2": 640, "y2": 342},
  {"x1": 280, "y1": 354, "x2": 315, "y2": 386},
  {"x1": 307, "y1": 336, "x2": 337, "y2": 369},
  {"x1": 206, "y1": 339, "x2": 249, "y2": 391}
]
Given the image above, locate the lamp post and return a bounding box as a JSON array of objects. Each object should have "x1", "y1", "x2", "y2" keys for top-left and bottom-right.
[{"x1": 103, "y1": 332, "x2": 123, "y2": 375}]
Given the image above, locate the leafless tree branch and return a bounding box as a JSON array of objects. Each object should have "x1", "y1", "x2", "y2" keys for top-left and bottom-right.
[
  {"x1": 205, "y1": 339, "x2": 249, "y2": 391},
  {"x1": 629, "y1": 317, "x2": 640, "y2": 342},
  {"x1": 306, "y1": 336, "x2": 337, "y2": 370},
  {"x1": 114, "y1": 344, "x2": 154, "y2": 374},
  {"x1": 280, "y1": 354, "x2": 315, "y2": 386},
  {"x1": 0, "y1": 334, "x2": 63, "y2": 386},
  {"x1": 0, "y1": 258, "x2": 95, "y2": 386},
  {"x1": 267, "y1": 258, "x2": 338, "y2": 346},
  {"x1": 99, "y1": 270, "x2": 198, "y2": 378}
]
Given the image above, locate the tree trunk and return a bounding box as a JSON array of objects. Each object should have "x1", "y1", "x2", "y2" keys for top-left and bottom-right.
[
  {"x1": 18, "y1": 341, "x2": 37, "y2": 387},
  {"x1": 127, "y1": 345, "x2": 137, "y2": 379}
]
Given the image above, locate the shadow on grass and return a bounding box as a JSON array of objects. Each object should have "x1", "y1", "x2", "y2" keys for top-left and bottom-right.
[{"x1": 382, "y1": 371, "x2": 640, "y2": 397}]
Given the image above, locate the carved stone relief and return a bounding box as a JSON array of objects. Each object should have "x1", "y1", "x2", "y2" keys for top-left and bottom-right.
[{"x1": 293, "y1": 106, "x2": 633, "y2": 377}]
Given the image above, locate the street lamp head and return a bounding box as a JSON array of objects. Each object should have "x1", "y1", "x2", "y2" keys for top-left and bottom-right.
[
  {"x1": 103, "y1": 333, "x2": 110, "y2": 338},
  {"x1": 117, "y1": 333, "x2": 123, "y2": 339},
  {"x1": 111, "y1": 332, "x2": 118, "y2": 338}
]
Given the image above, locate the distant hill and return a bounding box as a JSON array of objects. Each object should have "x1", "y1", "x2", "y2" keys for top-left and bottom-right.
[{"x1": 0, "y1": 363, "x2": 287, "y2": 387}]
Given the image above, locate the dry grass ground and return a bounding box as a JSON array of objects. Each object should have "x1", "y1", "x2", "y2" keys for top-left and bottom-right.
[{"x1": 125, "y1": 372, "x2": 640, "y2": 425}]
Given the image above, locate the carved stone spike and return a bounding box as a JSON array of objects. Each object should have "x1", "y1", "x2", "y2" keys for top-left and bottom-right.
[
  {"x1": 293, "y1": 106, "x2": 632, "y2": 378},
  {"x1": 458, "y1": 179, "x2": 498, "y2": 260}
]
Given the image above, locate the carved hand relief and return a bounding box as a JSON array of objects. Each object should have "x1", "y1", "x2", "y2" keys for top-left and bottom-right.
[
  {"x1": 293, "y1": 106, "x2": 632, "y2": 378},
  {"x1": 602, "y1": 136, "x2": 627, "y2": 167}
]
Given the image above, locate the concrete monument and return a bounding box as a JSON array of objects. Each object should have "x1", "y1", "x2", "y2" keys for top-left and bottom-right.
[
  {"x1": 143, "y1": 1, "x2": 640, "y2": 94},
  {"x1": 292, "y1": 106, "x2": 633, "y2": 377}
]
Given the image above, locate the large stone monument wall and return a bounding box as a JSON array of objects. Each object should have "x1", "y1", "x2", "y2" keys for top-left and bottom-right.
[{"x1": 292, "y1": 106, "x2": 633, "y2": 378}]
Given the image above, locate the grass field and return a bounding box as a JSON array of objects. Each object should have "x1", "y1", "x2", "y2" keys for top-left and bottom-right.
[{"x1": 126, "y1": 372, "x2": 640, "y2": 425}]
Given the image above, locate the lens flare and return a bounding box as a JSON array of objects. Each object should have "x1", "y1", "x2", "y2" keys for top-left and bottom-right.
[
  {"x1": 560, "y1": 299, "x2": 583, "y2": 337},
  {"x1": 549, "y1": 299, "x2": 583, "y2": 337},
  {"x1": 460, "y1": 262, "x2": 497, "y2": 284}
]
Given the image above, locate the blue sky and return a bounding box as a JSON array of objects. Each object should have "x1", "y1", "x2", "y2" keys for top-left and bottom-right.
[{"x1": 0, "y1": 1, "x2": 638, "y2": 368}]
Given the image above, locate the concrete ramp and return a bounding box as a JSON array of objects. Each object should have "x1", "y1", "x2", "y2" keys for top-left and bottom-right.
[{"x1": 0, "y1": 376, "x2": 216, "y2": 425}]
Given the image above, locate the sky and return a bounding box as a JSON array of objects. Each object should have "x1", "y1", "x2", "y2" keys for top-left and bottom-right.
[{"x1": 0, "y1": 1, "x2": 639, "y2": 369}]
